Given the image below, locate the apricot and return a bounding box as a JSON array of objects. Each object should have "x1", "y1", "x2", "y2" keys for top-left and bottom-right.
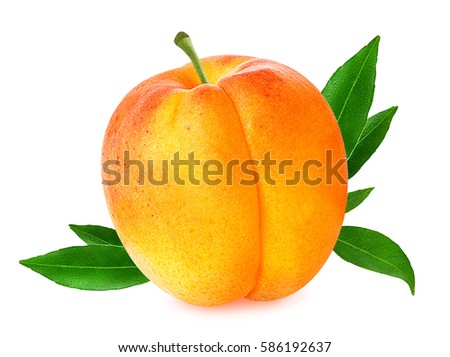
[{"x1": 102, "y1": 33, "x2": 347, "y2": 306}]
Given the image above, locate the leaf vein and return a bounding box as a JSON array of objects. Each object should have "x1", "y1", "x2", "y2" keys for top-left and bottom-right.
[
  {"x1": 22, "y1": 262, "x2": 139, "y2": 270},
  {"x1": 337, "y1": 238, "x2": 413, "y2": 286},
  {"x1": 336, "y1": 42, "x2": 377, "y2": 123}
]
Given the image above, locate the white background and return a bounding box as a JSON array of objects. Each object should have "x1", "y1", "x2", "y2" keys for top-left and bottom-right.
[{"x1": 1, "y1": 1, "x2": 448, "y2": 355}]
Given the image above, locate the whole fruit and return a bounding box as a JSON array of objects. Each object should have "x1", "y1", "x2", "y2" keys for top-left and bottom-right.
[{"x1": 102, "y1": 33, "x2": 347, "y2": 306}]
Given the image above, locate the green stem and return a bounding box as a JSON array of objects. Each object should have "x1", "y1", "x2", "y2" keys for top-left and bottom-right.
[{"x1": 174, "y1": 32, "x2": 210, "y2": 84}]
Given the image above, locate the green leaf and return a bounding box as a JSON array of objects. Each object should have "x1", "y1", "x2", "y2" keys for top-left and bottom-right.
[
  {"x1": 334, "y1": 226, "x2": 415, "y2": 295},
  {"x1": 69, "y1": 224, "x2": 122, "y2": 246},
  {"x1": 346, "y1": 187, "x2": 374, "y2": 212},
  {"x1": 322, "y1": 36, "x2": 379, "y2": 155},
  {"x1": 20, "y1": 246, "x2": 149, "y2": 290},
  {"x1": 347, "y1": 106, "x2": 397, "y2": 178}
]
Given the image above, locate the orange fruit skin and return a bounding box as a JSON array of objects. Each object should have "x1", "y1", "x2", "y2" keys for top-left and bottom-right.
[{"x1": 102, "y1": 56, "x2": 348, "y2": 306}]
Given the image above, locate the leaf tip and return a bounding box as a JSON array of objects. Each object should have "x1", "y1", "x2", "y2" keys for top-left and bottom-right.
[
  {"x1": 366, "y1": 35, "x2": 381, "y2": 54},
  {"x1": 409, "y1": 274, "x2": 415, "y2": 296},
  {"x1": 408, "y1": 281, "x2": 415, "y2": 295},
  {"x1": 69, "y1": 224, "x2": 83, "y2": 235},
  {"x1": 19, "y1": 258, "x2": 30, "y2": 267}
]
